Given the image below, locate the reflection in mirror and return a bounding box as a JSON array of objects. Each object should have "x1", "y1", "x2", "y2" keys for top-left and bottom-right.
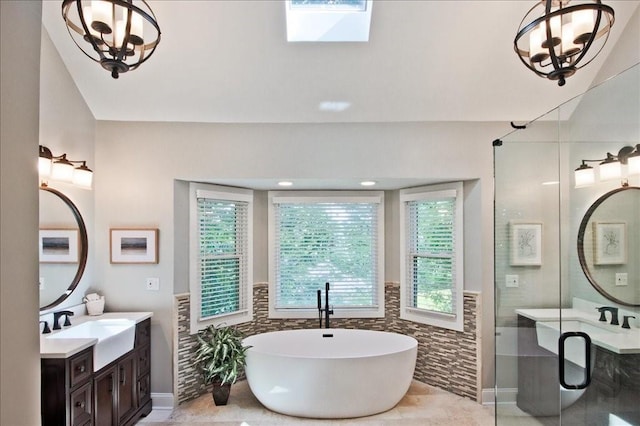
[
  {"x1": 578, "y1": 186, "x2": 640, "y2": 307},
  {"x1": 39, "y1": 186, "x2": 88, "y2": 311}
]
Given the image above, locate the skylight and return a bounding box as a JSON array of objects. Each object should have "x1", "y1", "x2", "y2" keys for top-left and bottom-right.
[
  {"x1": 289, "y1": 0, "x2": 368, "y2": 12},
  {"x1": 285, "y1": 0, "x2": 373, "y2": 42}
]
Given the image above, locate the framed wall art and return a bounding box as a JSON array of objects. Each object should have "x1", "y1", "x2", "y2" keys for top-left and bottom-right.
[
  {"x1": 110, "y1": 228, "x2": 159, "y2": 264},
  {"x1": 593, "y1": 221, "x2": 626, "y2": 265},
  {"x1": 39, "y1": 228, "x2": 79, "y2": 263},
  {"x1": 510, "y1": 221, "x2": 542, "y2": 266}
]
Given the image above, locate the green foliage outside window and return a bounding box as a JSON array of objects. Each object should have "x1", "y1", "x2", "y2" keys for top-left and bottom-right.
[
  {"x1": 199, "y1": 200, "x2": 243, "y2": 319},
  {"x1": 276, "y1": 203, "x2": 376, "y2": 308},
  {"x1": 411, "y1": 199, "x2": 455, "y2": 315}
]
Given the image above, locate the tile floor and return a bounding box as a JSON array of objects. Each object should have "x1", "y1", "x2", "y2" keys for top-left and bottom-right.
[{"x1": 136, "y1": 380, "x2": 496, "y2": 425}]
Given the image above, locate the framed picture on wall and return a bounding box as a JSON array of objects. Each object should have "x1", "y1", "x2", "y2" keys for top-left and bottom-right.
[
  {"x1": 39, "y1": 228, "x2": 79, "y2": 263},
  {"x1": 510, "y1": 221, "x2": 542, "y2": 266},
  {"x1": 110, "y1": 228, "x2": 159, "y2": 264},
  {"x1": 593, "y1": 221, "x2": 626, "y2": 265}
]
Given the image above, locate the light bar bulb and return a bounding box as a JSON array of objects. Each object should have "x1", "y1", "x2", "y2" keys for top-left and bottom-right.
[{"x1": 574, "y1": 164, "x2": 595, "y2": 188}]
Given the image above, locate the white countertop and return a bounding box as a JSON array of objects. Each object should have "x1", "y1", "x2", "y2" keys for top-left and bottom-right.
[
  {"x1": 516, "y1": 308, "x2": 587, "y2": 322},
  {"x1": 40, "y1": 312, "x2": 152, "y2": 359},
  {"x1": 516, "y1": 308, "x2": 640, "y2": 355}
]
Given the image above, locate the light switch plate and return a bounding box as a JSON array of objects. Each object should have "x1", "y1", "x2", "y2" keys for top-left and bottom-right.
[
  {"x1": 615, "y1": 273, "x2": 628, "y2": 286},
  {"x1": 505, "y1": 275, "x2": 519, "y2": 288},
  {"x1": 146, "y1": 277, "x2": 160, "y2": 291}
]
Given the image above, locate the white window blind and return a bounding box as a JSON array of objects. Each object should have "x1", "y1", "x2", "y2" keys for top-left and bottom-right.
[
  {"x1": 269, "y1": 192, "x2": 384, "y2": 316},
  {"x1": 406, "y1": 194, "x2": 456, "y2": 314},
  {"x1": 189, "y1": 184, "x2": 253, "y2": 333},
  {"x1": 197, "y1": 197, "x2": 249, "y2": 320},
  {"x1": 400, "y1": 183, "x2": 463, "y2": 331}
]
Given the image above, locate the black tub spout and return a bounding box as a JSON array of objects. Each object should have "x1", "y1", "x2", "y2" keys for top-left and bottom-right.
[
  {"x1": 317, "y1": 282, "x2": 334, "y2": 329},
  {"x1": 324, "y1": 282, "x2": 333, "y2": 329}
]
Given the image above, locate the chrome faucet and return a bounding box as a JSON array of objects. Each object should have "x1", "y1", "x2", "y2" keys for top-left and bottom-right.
[
  {"x1": 596, "y1": 306, "x2": 619, "y2": 325},
  {"x1": 317, "y1": 282, "x2": 334, "y2": 329},
  {"x1": 53, "y1": 310, "x2": 74, "y2": 330}
]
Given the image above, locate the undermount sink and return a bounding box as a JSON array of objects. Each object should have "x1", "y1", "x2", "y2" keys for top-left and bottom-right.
[{"x1": 47, "y1": 318, "x2": 136, "y2": 371}]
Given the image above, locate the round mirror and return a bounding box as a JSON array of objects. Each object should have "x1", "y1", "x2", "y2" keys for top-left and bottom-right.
[
  {"x1": 577, "y1": 186, "x2": 640, "y2": 307},
  {"x1": 39, "y1": 186, "x2": 88, "y2": 311}
]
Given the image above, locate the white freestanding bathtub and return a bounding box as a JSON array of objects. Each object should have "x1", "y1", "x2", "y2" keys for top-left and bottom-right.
[{"x1": 243, "y1": 328, "x2": 418, "y2": 419}]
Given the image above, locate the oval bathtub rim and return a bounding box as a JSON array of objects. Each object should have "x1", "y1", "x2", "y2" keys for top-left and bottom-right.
[{"x1": 242, "y1": 328, "x2": 418, "y2": 360}]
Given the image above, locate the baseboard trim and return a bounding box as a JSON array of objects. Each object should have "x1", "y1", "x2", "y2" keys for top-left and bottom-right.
[
  {"x1": 482, "y1": 387, "x2": 517, "y2": 405},
  {"x1": 151, "y1": 392, "x2": 175, "y2": 409}
]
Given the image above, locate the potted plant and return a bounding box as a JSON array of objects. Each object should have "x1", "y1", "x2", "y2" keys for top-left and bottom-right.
[{"x1": 194, "y1": 324, "x2": 250, "y2": 405}]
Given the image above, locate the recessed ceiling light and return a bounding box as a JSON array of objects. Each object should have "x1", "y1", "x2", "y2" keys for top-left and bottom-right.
[
  {"x1": 360, "y1": 181, "x2": 376, "y2": 186},
  {"x1": 278, "y1": 181, "x2": 293, "y2": 187},
  {"x1": 318, "y1": 101, "x2": 351, "y2": 112}
]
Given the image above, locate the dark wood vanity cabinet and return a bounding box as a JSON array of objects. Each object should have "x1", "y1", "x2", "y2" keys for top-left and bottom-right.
[
  {"x1": 42, "y1": 319, "x2": 152, "y2": 426},
  {"x1": 42, "y1": 346, "x2": 94, "y2": 426},
  {"x1": 94, "y1": 318, "x2": 152, "y2": 426},
  {"x1": 94, "y1": 351, "x2": 136, "y2": 426}
]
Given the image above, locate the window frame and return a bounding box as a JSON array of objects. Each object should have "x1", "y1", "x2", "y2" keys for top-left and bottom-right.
[
  {"x1": 399, "y1": 182, "x2": 464, "y2": 331},
  {"x1": 268, "y1": 190, "x2": 385, "y2": 319},
  {"x1": 189, "y1": 183, "x2": 253, "y2": 334}
]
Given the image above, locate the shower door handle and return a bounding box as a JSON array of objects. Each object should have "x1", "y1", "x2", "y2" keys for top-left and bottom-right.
[{"x1": 558, "y1": 331, "x2": 591, "y2": 390}]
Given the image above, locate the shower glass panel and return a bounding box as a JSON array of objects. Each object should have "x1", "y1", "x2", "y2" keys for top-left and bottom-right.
[{"x1": 495, "y1": 64, "x2": 639, "y2": 426}]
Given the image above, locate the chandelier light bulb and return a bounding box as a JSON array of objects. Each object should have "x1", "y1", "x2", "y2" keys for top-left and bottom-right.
[
  {"x1": 91, "y1": 0, "x2": 112, "y2": 33},
  {"x1": 561, "y1": 23, "x2": 580, "y2": 56},
  {"x1": 572, "y1": 9, "x2": 595, "y2": 43},
  {"x1": 529, "y1": 27, "x2": 548, "y2": 63}
]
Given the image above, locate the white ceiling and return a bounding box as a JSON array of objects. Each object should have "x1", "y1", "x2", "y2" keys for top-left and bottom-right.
[{"x1": 41, "y1": 1, "x2": 640, "y2": 125}]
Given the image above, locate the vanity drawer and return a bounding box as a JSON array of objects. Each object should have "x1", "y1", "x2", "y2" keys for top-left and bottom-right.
[
  {"x1": 135, "y1": 319, "x2": 151, "y2": 347},
  {"x1": 137, "y1": 373, "x2": 151, "y2": 406},
  {"x1": 70, "y1": 381, "x2": 92, "y2": 426},
  {"x1": 69, "y1": 348, "x2": 93, "y2": 389},
  {"x1": 137, "y1": 344, "x2": 150, "y2": 376}
]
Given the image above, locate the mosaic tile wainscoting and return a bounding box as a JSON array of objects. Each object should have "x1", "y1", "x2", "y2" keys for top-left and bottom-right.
[{"x1": 174, "y1": 283, "x2": 481, "y2": 406}]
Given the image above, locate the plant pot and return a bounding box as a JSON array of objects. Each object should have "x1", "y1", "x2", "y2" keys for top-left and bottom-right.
[{"x1": 211, "y1": 382, "x2": 231, "y2": 406}]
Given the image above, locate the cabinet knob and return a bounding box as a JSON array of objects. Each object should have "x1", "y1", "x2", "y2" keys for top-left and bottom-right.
[
  {"x1": 76, "y1": 364, "x2": 85, "y2": 373},
  {"x1": 75, "y1": 401, "x2": 85, "y2": 409}
]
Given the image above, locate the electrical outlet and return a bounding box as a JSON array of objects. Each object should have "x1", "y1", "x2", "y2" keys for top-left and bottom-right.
[
  {"x1": 615, "y1": 273, "x2": 628, "y2": 287},
  {"x1": 505, "y1": 275, "x2": 519, "y2": 288},
  {"x1": 39, "y1": 277, "x2": 45, "y2": 290},
  {"x1": 146, "y1": 277, "x2": 160, "y2": 291}
]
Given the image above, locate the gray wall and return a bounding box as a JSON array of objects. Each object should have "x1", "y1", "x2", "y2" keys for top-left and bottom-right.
[
  {"x1": 39, "y1": 29, "x2": 96, "y2": 313},
  {"x1": 95, "y1": 120, "x2": 498, "y2": 394},
  {"x1": 1, "y1": 1, "x2": 42, "y2": 424}
]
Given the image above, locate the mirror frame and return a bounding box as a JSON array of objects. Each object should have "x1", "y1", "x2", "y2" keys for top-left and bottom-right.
[
  {"x1": 577, "y1": 185, "x2": 639, "y2": 307},
  {"x1": 40, "y1": 186, "x2": 88, "y2": 311}
]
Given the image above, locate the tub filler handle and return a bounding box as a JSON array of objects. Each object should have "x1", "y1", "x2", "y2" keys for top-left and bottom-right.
[
  {"x1": 317, "y1": 282, "x2": 334, "y2": 329},
  {"x1": 558, "y1": 331, "x2": 591, "y2": 390}
]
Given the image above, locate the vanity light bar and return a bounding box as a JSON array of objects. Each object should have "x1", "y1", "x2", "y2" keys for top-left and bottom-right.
[
  {"x1": 574, "y1": 144, "x2": 640, "y2": 188},
  {"x1": 39, "y1": 145, "x2": 93, "y2": 189}
]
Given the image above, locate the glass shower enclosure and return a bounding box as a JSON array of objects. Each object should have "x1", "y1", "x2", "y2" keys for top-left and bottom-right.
[{"x1": 494, "y1": 64, "x2": 639, "y2": 426}]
